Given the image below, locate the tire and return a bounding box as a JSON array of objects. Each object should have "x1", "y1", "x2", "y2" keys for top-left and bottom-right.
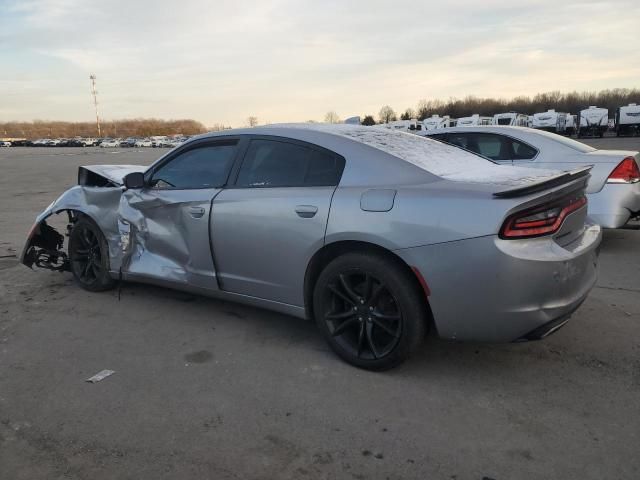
[
  {"x1": 68, "y1": 216, "x2": 116, "y2": 292},
  {"x1": 313, "y1": 252, "x2": 427, "y2": 370}
]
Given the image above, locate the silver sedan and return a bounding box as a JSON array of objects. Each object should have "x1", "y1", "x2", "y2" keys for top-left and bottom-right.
[
  {"x1": 21, "y1": 125, "x2": 601, "y2": 370},
  {"x1": 421, "y1": 125, "x2": 640, "y2": 228}
]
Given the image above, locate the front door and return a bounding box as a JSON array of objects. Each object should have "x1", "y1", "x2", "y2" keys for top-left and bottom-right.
[
  {"x1": 211, "y1": 137, "x2": 345, "y2": 306},
  {"x1": 120, "y1": 140, "x2": 239, "y2": 290}
]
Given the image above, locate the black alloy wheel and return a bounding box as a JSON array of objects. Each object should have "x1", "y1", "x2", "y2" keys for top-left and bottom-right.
[
  {"x1": 314, "y1": 252, "x2": 427, "y2": 370},
  {"x1": 69, "y1": 217, "x2": 116, "y2": 291},
  {"x1": 324, "y1": 271, "x2": 402, "y2": 360}
]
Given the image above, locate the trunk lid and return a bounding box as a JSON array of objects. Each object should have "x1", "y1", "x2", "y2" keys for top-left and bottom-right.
[{"x1": 496, "y1": 168, "x2": 592, "y2": 247}]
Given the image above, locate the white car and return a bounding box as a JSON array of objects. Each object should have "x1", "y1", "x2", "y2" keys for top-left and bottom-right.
[
  {"x1": 100, "y1": 139, "x2": 121, "y2": 148},
  {"x1": 134, "y1": 138, "x2": 152, "y2": 147},
  {"x1": 0, "y1": 141, "x2": 11, "y2": 147},
  {"x1": 423, "y1": 125, "x2": 640, "y2": 228}
]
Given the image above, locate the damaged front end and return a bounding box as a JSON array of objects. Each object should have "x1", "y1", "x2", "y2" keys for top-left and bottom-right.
[
  {"x1": 22, "y1": 214, "x2": 71, "y2": 272},
  {"x1": 20, "y1": 163, "x2": 148, "y2": 274}
]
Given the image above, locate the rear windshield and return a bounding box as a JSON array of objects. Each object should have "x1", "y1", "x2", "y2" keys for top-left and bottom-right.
[
  {"x1": 531, "y1": 129, "x2": 596, "y2": 153},
  {"x1": 333, "y1": 126, "x2": 496, "y2": 176}
]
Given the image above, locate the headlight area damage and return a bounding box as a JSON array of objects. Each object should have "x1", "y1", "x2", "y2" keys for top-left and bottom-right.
[
  {"x1": 22, "y1": 214, "x2": 71, "y2": 271},
  {"x1": 20, "y1": 165, "x2": 147, "y2": 274}
]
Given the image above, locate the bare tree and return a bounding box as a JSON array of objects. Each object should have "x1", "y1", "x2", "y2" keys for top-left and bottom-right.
[
  {"x1": 246, "y1": 116, "x2": 259, "y2": 127},
  {"x1": 378, "y1": 105, "x2": 397, "y2": 124},
  {"x1": 324, "y1": 111, "x2": 341, "y2": 124}
]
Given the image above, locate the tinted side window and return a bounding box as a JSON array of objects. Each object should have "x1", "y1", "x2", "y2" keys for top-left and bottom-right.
[
  {"x1": 511, "y1": 139, "x2": 538, "y2": 160},
  {"x1": 463, "y1": 133, "x2": 510, "y2": 161},
  {"x1": 151, "y1": 143, "x2": 237, "y2": 189},
  {"x1": 474, "y1": 134, "x2": 506, "y2": 160},
  {"x1": 236, "y1": 139, "x2": 341, "y2": 187},
  {"x1": 445, "y1": 134, "x2": 469, "y2": 149}
]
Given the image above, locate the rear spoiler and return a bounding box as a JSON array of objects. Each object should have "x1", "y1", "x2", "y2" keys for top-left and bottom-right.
[{"x1": 493, "y1": 166, "x2": 592, "y2": 198}]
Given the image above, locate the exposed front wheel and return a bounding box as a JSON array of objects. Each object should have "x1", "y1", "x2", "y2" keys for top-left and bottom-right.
[
  {"x1": 69, "y1": 217, "x2": 116, "y2": 292},
  {"x1": 313, "y1": 252, "x2": 427, "y2": 370}
]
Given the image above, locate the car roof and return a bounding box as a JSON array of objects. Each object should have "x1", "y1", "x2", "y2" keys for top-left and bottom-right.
[{"x1": 185, "y1": 123, "x2": 563, "y2": 188}]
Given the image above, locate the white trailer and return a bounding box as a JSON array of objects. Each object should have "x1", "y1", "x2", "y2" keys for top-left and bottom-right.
[
  {"x1": 531, "y1": 109, "x2": 568, "y2": 134},
  {"x1": 456, "y1": 114, "x2": 492, "y2": 127},
  {"x1": 615, "y1": 103, "x2": 640, "y2": 136},
  {"x1": 492, "y1": 112, "x2": 529, "y2": 127},
  {"x1": 565, "y1": 114, "x2": 577, "y2": 136},
  {"x1": 578, "y1": 106, "x2": 608, "y2": 138},
  {"x1": 422, "y1": 115, "x2": 452, "y2": 131},
  {"x1": 383, "y1": 120, "x2": 412, "y2": 131}
]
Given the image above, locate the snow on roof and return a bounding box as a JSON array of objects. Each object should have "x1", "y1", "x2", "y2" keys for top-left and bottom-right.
[{"x1": 270, "y1": 123, "x2": 560, "y2": 187}]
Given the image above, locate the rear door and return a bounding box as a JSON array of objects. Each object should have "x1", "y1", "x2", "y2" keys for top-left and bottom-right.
[{"x1": 211, "y1": 137, "x2": 345, "y2": 306}]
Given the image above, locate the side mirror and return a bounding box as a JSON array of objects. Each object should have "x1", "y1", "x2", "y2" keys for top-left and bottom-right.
[{"x1": 123, "y1": 171, "x2": 145, "y2": 189}]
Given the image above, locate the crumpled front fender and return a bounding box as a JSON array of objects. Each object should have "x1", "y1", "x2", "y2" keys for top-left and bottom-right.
[{"x1": 21, "y1": 185, "x2": 125, "y2": 271}]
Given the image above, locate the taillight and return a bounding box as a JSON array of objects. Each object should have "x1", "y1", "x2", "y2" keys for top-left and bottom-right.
[
  {"x1": 607, "y1": 157, "x2": 640, "y2": 183},
  {"x1": 500, "y1": 195, "x2": 587, "y2": 239}
]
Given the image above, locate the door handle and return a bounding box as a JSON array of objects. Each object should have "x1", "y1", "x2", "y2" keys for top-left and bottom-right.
[
  {"x1": 189, "y1": 207, "x2": 206, "y2": 218},
  {"x1": 295, "y1": 205, "x2": 318, "y2": 218}
]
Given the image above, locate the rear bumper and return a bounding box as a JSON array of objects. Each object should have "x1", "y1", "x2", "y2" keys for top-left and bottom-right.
[
  {"x1": 588, "y1": 182, "x2": 640, "y2": 228},
  {"x1": 515, "y1": 306, "x2": 581, "y2": 341},
  {"x1": 395, "y1": 222, "x2": 601, "y2": 343}
]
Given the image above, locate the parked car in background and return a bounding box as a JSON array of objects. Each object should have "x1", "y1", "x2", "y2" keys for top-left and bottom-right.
[
  {"x1": 66, "y1": 138, "x2": 85, "y2": 147},
  {"x1": 0, "y1": 141, "x2": 11, "y2": 147},
  {"x1": 615, "y1": 103, "x2": 640, "y2": 137},
  {"x1": 120, "y1": 138, "x2": 137, "y2": 148},
  {"x1": 151, "y1": 136, "x2": 168, "y2": 147},
  {"x1": 578, "y1": 106, "x2": 609, "y2": 138},
  {"x1": 99, "y1": 138, "x2": 120, "y2": 148},
  {"x1": 424, "y1": 125, "x2": 640, "y2": 228},
  {"x1": 21, "y1": 124, "x2": 601, "y2": 370},
  {"x1": 492, "y1": 112, "x2": 529, "y2": 127},
  {"x1": 134, "y1": 138, "x2": 153, "y2": 147}
]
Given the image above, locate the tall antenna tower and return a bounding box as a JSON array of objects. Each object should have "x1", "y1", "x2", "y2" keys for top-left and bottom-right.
[{"x1": 89, "y1": 74, "x2": 101, "y2": 137}]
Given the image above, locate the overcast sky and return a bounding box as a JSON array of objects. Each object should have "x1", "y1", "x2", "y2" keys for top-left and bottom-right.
[{"x1": 1, "y1": 0, "x2": 638, "y2": 127}]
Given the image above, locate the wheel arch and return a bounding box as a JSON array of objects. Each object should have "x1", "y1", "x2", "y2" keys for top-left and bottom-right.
[{"x1": 303, "y1": 240, "x2": 433, "y2": 327}]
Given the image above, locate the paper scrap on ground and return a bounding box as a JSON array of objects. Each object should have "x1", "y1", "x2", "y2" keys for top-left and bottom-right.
[{"x1": 86, "y1": 370, "x2": 115, "y2": 383}]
